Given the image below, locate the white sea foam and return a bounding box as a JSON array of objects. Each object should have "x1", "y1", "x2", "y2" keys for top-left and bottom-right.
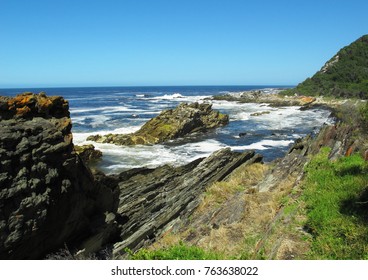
[
  {"x1": 231, "y1": 139, "x2": 294, "y2": 150},
  {"x1": 163, "y1": 93, "x2": 184, "y2": 99},
  {"x1": 76, "y1": 137, "x2": 228, "y2": 174},
  {"x1": 175, "y1": 139, "x2": 227, "y2": 154},
  {"x1": 73, "y1": 125, "x2": 142, "y2": 145},
  {"x1": 90, "y1": 115, "x2": 111, "y2": 128},
  {"x1": 148, "y1": 93, "x2": 208, "y2": 103},
  {"x1": 89, "y1": 137, "x2": 290, "y2": 174},
  {"x1": 255, "y1": 107, "x2": 331, "y2": 130},
  {"x1": 70, "y1": 105, "x2": 142, "y2": 114}
]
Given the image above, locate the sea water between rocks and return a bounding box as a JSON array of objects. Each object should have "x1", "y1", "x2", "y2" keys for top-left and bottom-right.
[{"x1": 0, "y1": 86, "x2": 333, "y2": 174}]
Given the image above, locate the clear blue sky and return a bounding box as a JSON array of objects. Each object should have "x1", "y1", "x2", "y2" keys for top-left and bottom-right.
[{"x1": 0, "y1": 0, "x2": 367, "y2": 88}]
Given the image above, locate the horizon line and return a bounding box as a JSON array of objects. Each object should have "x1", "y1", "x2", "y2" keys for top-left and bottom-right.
[{"x1": 0, "y1": 84, "x2": 296, "y2": 90}]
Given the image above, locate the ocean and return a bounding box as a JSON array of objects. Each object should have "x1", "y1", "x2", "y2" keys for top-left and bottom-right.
[{"x1": 0, "y1": 86, "x2": 332, "y2": 174}]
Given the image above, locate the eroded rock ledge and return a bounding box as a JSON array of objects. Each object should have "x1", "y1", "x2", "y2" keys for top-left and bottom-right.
[{"x1": 87, "y1": 102, "x2": 229, "y2": 145}]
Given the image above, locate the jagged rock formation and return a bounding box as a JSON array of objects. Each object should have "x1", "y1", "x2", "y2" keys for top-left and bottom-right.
[
  {"x1": 0, "y1": 93, "x2": 116, "y2": 259},
  {"x1": 87, "y1": 102, "x2": 229, "y2": 145},
  {"x1": 94, "y1": 148, "x2": 262, "y2": 258}
]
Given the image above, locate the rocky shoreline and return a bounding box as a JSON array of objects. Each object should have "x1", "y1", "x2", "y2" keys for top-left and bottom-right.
[
  {"x1": 1, "y1": 92, "x2": 365, "y2": 259},
  {"x1": 210, "y1": 88, "x2": 349, "y2": 108}
]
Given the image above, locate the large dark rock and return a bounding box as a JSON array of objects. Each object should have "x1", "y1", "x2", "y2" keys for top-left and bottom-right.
[
  {"x1": 0, "y1": 93, "x2": 116, "y2": 259},
  {"x1": 87, "y1": 102, "x2": 229, "y2": 145}
]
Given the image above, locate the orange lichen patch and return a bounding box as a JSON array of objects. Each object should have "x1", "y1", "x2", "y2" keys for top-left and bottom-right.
[
  {"x1": 8, "y1": 93, "x2": 36, "y2": 109},
  {"x1": 15, "y1": 106, "x2": 31, "y2": 116},
  {"x1": 299, "y1": 96, "x2": 316, "y2": 105},
  {"x1": 2, "y1": 92, "x2": 70, "y2": 119},
  {"x1": 37, "y1": 96, "x2": 53, "y2": 113}
]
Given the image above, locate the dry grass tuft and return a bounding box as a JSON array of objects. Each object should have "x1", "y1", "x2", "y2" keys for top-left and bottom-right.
[{"x1": 197, "y1": 163, "x2": 268, "y2": 213}]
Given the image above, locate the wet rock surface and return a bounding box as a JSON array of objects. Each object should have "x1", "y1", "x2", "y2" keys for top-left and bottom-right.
[{"x1": 87, "y1": 102, "x2": 229, "y2": 145}]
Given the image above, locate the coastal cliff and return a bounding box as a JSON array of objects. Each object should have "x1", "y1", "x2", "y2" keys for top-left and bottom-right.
[{"x1": 0, "y1": 93, "x2": 117, "y2": 259}]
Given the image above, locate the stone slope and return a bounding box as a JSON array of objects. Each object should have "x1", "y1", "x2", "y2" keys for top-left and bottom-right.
[
  {"x1": 93, "y1": 148, "x2": 262, "y2": 258},
  {"x1": 87, "y1": 102, "x2": 229, "y2": 145}
]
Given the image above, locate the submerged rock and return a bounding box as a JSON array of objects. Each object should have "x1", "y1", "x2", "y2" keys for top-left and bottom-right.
[
  {"x1": 250, "y1": 111, "x2": 270, "y2": 117},
  {"x1": 87, "y1": 102, "x2": 229, "y2": 145}
]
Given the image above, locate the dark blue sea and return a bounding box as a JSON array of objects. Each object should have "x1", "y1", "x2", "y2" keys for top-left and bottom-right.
[{"x1": 0, "y1": 86, "x2": 332, "y2": 174}]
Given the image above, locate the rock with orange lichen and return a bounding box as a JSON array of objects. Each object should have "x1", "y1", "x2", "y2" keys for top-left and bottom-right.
[
  {"x1": 0, "y1": 92, "x2": 117, "y2": 259},
  {"x1": 0, "y1": 92, "x2": 69, "y2": 120},
  {"x1": 298, "y1": 96, "x2": 316, "y2": 105}
]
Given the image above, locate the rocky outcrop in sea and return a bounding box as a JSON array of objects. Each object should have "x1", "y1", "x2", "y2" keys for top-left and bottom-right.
[{"x1": 87, "y1": 102, "x2": 229, "y2": 145}]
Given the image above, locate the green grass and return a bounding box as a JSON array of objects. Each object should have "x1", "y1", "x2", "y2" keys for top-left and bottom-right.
[
  {"x1": 302, "y1": 147, "x2": 368, "y2": 259},
  {"x1": 126, "y1": 242, "x2": 223, "y2": 260}
]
